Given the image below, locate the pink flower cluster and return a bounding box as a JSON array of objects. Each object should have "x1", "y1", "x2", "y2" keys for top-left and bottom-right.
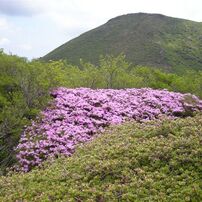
[{"x1": 16, "y1": 88, "x2": 202, "y2": 171}]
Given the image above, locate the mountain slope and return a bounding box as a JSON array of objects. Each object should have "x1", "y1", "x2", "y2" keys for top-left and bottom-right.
[
  {"x1": 0, "y1": 115, "x2": 201, "y2": 201},
  {"x1": 42, "y1": 13, "x2": 202, "y2": 72}
]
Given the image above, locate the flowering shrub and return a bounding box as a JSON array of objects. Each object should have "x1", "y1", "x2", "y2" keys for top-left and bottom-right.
[{"x1": 16, "y1": 88, "x2": 202, "y2": 171}]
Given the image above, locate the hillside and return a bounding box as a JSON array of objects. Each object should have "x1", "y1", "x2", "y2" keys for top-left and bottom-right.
[
  {"x1": 1, "y1": 52, "x2": 202, "y2": 176},
  {"x1": 0, "y1": 115, "x2": 202, "y2": 201},
  {"x1": 13, "y1": 87, "x2": 202, "y2": 171},
  {"x1": 42, "y1": 13, "x2": 202, "y2": 72},
  {"x1": 1, "y1": 53, "x2": 202, "y2": 201}
]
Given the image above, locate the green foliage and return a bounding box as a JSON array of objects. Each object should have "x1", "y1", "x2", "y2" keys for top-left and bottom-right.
[
  {"x1": 60, "y1": 54, "x2": 202, "y2": 97},
  {"x1": 42, "y1": 13, "x2": 202, "y2": 72},
  {"x1": 0, "y1": 114, "x2": 201, "y2": 201},
  {"x1": 0, "y1": 52, "x2": 68, "y2": 174},
  {"x1": 0, "y1": 51, "x2": 202, "y2": 175},
  {"x1": 99, "y1": 54, "x2": 131, "y2": 88}
]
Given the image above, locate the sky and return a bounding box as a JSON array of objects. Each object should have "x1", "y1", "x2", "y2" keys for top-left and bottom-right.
[{"x1": 0, "y1": 0, "x2": 202, "y2": 59}]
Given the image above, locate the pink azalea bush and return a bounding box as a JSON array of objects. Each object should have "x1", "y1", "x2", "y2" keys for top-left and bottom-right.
[{"x1": 16, "y1": 88, "x2": 202, "y2": 171}]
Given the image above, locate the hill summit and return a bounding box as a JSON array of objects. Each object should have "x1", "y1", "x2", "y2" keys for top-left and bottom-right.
[{"x1": 42, "y1": 13, "x2": 202, "y2": 72}]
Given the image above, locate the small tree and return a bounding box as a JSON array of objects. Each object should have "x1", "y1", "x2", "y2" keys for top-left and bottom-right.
[{"x1": 99, "y1": 54, "x2": 130, "y2": 88}]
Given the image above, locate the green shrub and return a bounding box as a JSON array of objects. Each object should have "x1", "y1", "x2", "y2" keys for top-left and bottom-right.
[
  {"x1": 0, "y1": 114, "x2": 201, "y2": 201},
  {"x1": 0, "y1": 50, "x2": 202, "y2": 175},
  {"x1": 0, "y1": 52, "x2": 68, "y2": 174}
]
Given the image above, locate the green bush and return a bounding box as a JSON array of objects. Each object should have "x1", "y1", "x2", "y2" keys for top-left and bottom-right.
[
  {"x1": 0, "y1": 114, "x2": 201, "y2": 201},
  {"x1": 0, "y1": 50, "x2": 202, "y2": 175},
  {"x1": 0, "y1": 52, "x2": 68, "y2": 174}
]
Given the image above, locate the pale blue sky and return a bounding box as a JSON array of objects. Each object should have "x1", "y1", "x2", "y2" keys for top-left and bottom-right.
[{"x1": 0, "y1": 0, "x2": 201, "y2": 59}]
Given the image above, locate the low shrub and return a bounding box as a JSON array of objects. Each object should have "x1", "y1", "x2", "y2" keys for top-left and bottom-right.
[
  {"x1": 15, "y1": 88, "x2": 202, "y2": 171},
  {"x1": 0, "y1": 115, "x2": 201, "y2": 201}
]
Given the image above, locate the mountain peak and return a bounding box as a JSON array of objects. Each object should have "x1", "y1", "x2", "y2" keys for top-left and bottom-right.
[
  {"x1": 42, "y1": 13, "x2": 202, "y2": 72},
  {"x1": 107, "y1": 12, "x2": 166, "y2": 21}
]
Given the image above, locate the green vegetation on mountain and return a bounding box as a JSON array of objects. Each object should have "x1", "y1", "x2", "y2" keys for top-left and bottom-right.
[
  {"x1": 0, "y1": 51, "x2": 69, "y2": 174},
  {"x1": 1, "y1": 11, "x2": 202, "y2": 202},
  {"x1": 42, "y1": 13, "x2": 202, "y2": 72},
  {"x1": 0, "y1": 115, "x2": 202, "y2": 201},
  {"x1": 1, "y1": 52, "x2": 202, "y2": 175}
]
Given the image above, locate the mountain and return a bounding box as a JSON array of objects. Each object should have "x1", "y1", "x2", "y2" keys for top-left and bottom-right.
[{"x1": 42, "y1": 13, "x2": 202, "y2": 72}]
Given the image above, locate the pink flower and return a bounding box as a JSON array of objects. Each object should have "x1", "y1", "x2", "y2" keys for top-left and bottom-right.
[{"x1": 15, "y1": 87, "x2": 202, "y2": 171}]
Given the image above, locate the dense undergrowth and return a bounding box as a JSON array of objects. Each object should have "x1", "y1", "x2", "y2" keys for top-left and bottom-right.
[
  {"x1": 16, "y1": 87, "x2": 202, "y2": 172},
  {"x1": 0, "y1": 114, "x2": 201, "y2": 201},
  {"x1": 1, "y1": 50, "x2": 202, "y2": 174},
  {"x1": 0, "y1": 51, "x2": 68, "y2": 174}
]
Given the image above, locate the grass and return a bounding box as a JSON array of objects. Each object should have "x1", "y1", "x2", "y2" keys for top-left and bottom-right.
[{"x1": 0, "y1": 114, "x2": 202, "y2": 201}]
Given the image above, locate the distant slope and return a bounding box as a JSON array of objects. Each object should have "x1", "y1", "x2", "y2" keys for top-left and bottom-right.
[
  {"x1": 0, "y1": 115, "x2": 202, "y2": 201},
  {"x1": 42, "y1": 13, "x2": 202, "y2": 72}
]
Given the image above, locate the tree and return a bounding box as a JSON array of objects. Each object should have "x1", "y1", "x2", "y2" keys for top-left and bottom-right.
[{"x1": 99, "y1": 54, "x2": 130, "y2": 88}]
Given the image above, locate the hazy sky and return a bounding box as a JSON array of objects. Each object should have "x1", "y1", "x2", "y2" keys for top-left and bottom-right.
[{"x1": 0, "y1": 0, "x2": 202, "y2": 59}]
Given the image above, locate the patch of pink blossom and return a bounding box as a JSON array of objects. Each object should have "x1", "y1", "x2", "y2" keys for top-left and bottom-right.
[{"x1": 16, "y1": 88, "x2": 202, "y2": 171}]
